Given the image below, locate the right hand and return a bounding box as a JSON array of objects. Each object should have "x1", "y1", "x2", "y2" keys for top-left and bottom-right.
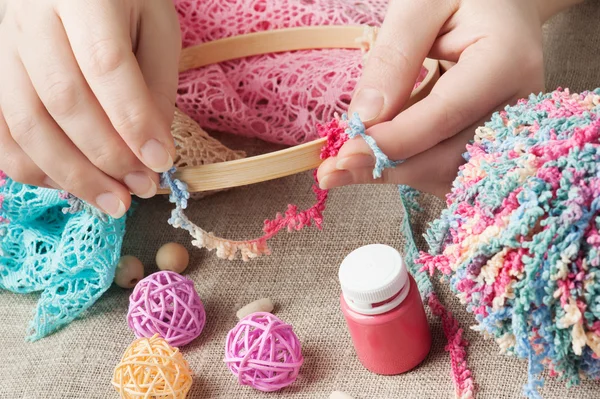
[
  {"x1": 0, "y1": 0, "x2": 181, "y2": 218},
  {"x1": 317, "y1": 0, "x2": 581, "y2": 196}
]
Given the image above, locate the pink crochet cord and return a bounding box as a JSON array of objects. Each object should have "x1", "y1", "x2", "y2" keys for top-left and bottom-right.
[
  {"x1": 427, "y1": 293, "x2": 475, "y2": 399},
  {"x1": 224, "y1": 312, "x2": 303, "y2": 392},
  {"x1": 163, "y1": 117, "x2": 348, "y2": 261},
  {"x1": 174, "y1": 0, "x2": 392, "y2": 145}
]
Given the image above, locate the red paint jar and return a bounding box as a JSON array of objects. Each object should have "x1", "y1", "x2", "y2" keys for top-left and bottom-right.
[{"x1": 339, "y1": 244, "x2": 431, "y2": 375}]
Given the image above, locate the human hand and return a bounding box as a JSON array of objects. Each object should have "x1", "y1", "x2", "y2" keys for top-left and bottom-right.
[
  {"x1": 0, "y1": 0, "x2": 181, "y2": 218},
  {"x1": 318, "y1": 0, "x2": 581, "y2": 197}
]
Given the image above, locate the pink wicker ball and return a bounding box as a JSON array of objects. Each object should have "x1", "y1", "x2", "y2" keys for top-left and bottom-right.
[
  {"x1": 224, "y1": 312, "x2": 304, "y2": 392},
  {"x1": 127, "y1": 271, "x2": 205, "y2": 347}
]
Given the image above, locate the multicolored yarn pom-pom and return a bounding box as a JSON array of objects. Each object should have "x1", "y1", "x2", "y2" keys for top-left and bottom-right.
[{"x1": 417, "y1": 89, "x2": 600, "y2": 398}]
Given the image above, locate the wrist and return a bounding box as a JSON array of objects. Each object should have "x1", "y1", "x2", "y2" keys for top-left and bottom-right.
[{"x1": 535, "y1": 0, "x2": 584, "y2": 23}]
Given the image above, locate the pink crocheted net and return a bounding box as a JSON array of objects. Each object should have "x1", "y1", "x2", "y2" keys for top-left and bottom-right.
[{"x1": 174, "y1": 0, "x2": 392, "y2": 145}]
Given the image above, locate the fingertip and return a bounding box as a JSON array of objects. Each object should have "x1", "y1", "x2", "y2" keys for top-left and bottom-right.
[
  {"x1": 95, "y1": 191, "x2": 129, "y2": 219},
  {"x1": 349, "y1": 87, "x2": 385, "y2": 123},
  {"x1": 319, "y1": 170, "x2": 353, "y2": 190},
  {"x1": 337, "y1": 137, "x2": 373, "y2": 159},
  {"x1": 140, "y1": 138, "x2": 174, "y2": 173},
  {"x1": 336, "y1": 154, "x2": 374, "y2": 171},
  {"x1": 124, "y1": 171, "x2": 158, "y2": 199},
  {"x1": 316, "y1": 157, "x2": 338, "y2": 183}
]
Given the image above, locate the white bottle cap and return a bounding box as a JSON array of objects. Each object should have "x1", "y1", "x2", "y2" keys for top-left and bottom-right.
[{"x1": 338, "y1": 244, "x2": 409, "y2": 315}]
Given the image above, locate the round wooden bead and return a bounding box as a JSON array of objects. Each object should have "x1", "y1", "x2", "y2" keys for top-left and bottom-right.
[
  {"x1": 114, "y1": 255, "x2": 144, "y2": 289},
  {"x1": 236, "y1": 298, "x2": 274, "y2": 320},
  {"x1": 156, "y1": 242, "x2": 190, "y2": 274}
]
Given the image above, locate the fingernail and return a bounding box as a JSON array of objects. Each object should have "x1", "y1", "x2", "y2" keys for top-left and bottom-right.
[
  {"x1": 96, "y1": 192, "x2": 126, "y2": 219},
  {"x1": 336, "y1": 155, "x2": 374, "y2": 171},
  {"x1": 140, "y1": 139, "x2": 173, "y2": 173},
  {"x1": 43, "y1": 177, "x2": 60, "y2": 190},
  {"x1": 319, "y1": 171, "x2": 353, "y2": 190},
  {"x1": 350, "y1": 88, "x2": 384, "y2": 122},
  {"x1": 124, "y1": 172, "x2": 157, "y2": 199}
]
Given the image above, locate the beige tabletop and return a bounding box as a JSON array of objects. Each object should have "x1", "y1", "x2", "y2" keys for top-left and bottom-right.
[{"x1": 2, "y1": 1, "x2": 600, "y2": 398}]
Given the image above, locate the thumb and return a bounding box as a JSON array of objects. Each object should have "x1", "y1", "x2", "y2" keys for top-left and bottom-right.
[{"x1": 349, "y1": 0, "x2": 452, "y2": 126}]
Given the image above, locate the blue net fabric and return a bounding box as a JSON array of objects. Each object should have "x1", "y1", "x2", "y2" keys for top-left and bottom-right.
[{"x1": 0, "y1": 172, "x2": 127, "y2": 341}]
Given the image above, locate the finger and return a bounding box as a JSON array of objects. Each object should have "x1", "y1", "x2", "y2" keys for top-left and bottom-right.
[
  {"x1": 0, "y1": 108, "x2": 56, "y2": 188},
  {"x1": 57, "y1": 1, "x2": 176, "y2": 173},
  {"x1": 319, "y1": 125, "x2": 474, "y2": 198},
  {"x1": 339, "y1": 40, "x2": 539, "y2": 164},
  {"x1": 17, "y1": 8, "x2": 158, "y2": 198},
  {"x1": 0, "y1": 50, "x2": 130, "y2": 218},
  {"x1": 136, "y1": 1, "x2": 181, "y2": 124},
  {"x1": 320, "y1": 98, "x2": 532, "y2": 197},
  {"x1": 349, "y1": 0, "x2": 456, "y2": 126}
]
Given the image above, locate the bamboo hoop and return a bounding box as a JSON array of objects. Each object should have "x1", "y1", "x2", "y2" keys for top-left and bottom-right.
[{"x1": 160, "y1": 26, "x2": 440, "y2": 194}]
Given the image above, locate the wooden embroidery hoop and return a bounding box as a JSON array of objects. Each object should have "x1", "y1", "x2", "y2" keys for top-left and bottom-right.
[{"x1": 159, "y1": 26, "x2": 440, "y2": 194}]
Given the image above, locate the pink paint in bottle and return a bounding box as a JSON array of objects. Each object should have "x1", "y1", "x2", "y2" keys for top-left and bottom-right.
[{"x1": 339, "y1": 244, "x2": 431, "y2": 375}]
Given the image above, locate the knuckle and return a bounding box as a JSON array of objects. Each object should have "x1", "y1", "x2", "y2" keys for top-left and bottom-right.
[
  {"x1": 87, "y1": 39, "x2": 129, "y2": 77},
  {"x1": 430, "y1": 91, "x2": 465, "y2": 140},
  {"x1": 59, "y1": 168, "x2": 85, "y2": 194},
  {"x1": 112, "y1": 106, "x2": 148, "y2": 135},
  {"x1": 5, "y1": 111, "x2": 37, "y2": 144},
  {"x1": 93, "y1": 146, "x2": 135, "y2": 175},
  {"x1": 84, "y1": 136, "x2": 139, "y2": 177},
  {"x1": 368, "y1": 43, "x2": 412, "y2": 76},
  {"x1": 43, "y1": 78, "x2": 80, "y2": 118},
  {"x1": 92, "y1": 147, "x2": 115, "y2": 173}
]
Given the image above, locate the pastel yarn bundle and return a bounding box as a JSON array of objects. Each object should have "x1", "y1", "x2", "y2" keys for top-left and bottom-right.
[
  {"x1": 224, "y1": 312, "x2": 304, "y2": 392},
  {"x1": 417, "y1": 89, "x2": 600, "y2": 397},
  {"x1": 127, "y1": 271, "x2": 206, "y2": 347},
  {"x1": 0, "y1": 172, "x2": 126, "y2": 341}
]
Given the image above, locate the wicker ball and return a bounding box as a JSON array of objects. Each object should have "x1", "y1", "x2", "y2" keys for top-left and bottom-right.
[
  {"x1": 224, "y1": 312, "x2": 303, "y2": 392},
  {"x1": 112, "y1": 334, "x2": 192, "y2": 399},
  {"x1": 127, "y1": 271, "x2": 205, "y2": 347}
]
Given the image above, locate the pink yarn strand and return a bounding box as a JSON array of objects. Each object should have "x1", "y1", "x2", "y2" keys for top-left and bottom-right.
[{"x1": 427, "y1": 293, "x2": 475, "y2": 399}]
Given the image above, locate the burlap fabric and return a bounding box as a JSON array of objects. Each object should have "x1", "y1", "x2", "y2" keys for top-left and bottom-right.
[{"x1": 2, "y1": 2, "x2": 600, "y2": 398}]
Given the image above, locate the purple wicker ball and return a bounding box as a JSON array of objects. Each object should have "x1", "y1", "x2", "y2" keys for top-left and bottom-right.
[
  {"x1": 127, "y1": 271, "x2": 205, "y2": 347},
  {"x1": 224, "y1": 312, "x2": 303, "y2": 392}
]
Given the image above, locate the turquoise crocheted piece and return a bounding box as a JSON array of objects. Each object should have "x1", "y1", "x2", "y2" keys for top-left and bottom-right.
[{"x1": 0, "y1": 173, "x2": 127, "y2": 341}]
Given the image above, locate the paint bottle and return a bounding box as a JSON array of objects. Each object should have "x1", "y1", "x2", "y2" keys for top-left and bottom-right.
[{"x1": 339, "y1": 244, "x2": 431, "y2": 375}]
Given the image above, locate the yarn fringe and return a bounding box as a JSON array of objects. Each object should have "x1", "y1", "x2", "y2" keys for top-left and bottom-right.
[
  {"x1": 160, "y1": 117, "x2": 349, "y2": 261},
  {"x1": 399, "y1": 185, "x2": 475, "y2": 399}
]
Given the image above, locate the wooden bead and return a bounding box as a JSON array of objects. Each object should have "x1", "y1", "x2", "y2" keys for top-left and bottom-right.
[
  {"x1": 236, "y1": 298, "x2": 274, "y2": 320},
  {"x1": 156, "y1": 242, "x2": 190, "y2": 274},
  {"x1": 114, "y1": 255, "x2": 144, "y2": 289}
]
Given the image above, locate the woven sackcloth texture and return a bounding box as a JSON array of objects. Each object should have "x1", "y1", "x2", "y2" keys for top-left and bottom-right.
[{"x1": 2, "y1": 2, "x2": 600, "y2": 398}]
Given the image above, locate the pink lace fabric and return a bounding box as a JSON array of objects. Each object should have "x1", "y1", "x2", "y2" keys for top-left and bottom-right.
[{"x1": 174, "y1": 0, "x2": 390, "y2": 145}]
